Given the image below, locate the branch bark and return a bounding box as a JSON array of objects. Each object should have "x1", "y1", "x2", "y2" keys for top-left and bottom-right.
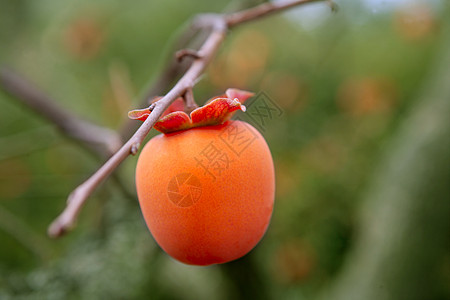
[
  {"x1": 225, "y1": 0, "x2": 322, "y2": 27},
  {"x1": 118, "y1": 21, "x2": 202, "y2": 139},
  {"x1": 0, "y1": 68, "x2": 122, "y2": 157},
  {"x1": 47, "y1": 0, "x2": 325, "y2": 237}
]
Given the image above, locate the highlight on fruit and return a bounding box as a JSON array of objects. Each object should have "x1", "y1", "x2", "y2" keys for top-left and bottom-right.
[{"x1": 130, "y1": 89, "x2": 275, "y2": 266}]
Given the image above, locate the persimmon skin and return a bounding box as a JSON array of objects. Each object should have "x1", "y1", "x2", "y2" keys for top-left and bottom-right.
[{"x1": 136, "y1": 120, "x2": 275, "y2": 266}]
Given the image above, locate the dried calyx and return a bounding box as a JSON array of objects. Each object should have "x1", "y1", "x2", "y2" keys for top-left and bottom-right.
[{"x1": 128, "y1": 88, "x2": 254, "y2": 134}]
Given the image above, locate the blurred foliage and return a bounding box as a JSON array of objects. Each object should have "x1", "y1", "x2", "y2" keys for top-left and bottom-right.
[{"x1": 0, "y1": 0, "x2": 448, "y2": 299}]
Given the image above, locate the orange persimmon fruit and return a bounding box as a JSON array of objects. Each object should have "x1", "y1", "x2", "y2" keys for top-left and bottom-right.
[{"x1": 130, "y1": 89, "x2": 275, "y2": 266}]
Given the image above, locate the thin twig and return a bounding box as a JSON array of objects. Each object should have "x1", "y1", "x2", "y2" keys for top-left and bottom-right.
[
  {"x1": 225, "y1": 0, "x2": 323, "y2": 27},
  {"x1": 48, "y1": 18, "x2": 227, "y2": 238},
  {"x1": 48, "y1": 0, "x2": 324, "y2": 237},
  {"x1": 0, "y1": 68, "x2": 136, "y2": 207},
  {"x1": 118, "y1": 22, "x2": 202, "y2": 139},
  {"x1": 0, "y1": 69, "x2": 122, "y2": 156}
]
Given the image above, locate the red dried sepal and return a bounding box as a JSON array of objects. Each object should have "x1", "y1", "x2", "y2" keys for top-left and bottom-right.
[
  {"x1": 128, "y1": 88, "x2": 253, "y2": 134},
  {"x1": 205, "y1": 88, "x2": 254, "y2": 105},
  {"x1": 156, "y1": 97, "x2": 185, "y2": 118},
  {"x1": 190, "y1": 97, "x2": 245, "y2": 126},
  {"x1": 225, "y1": 88, "x2": 254, "y2": 104},
  {"x1": 153, "y1": 111, "x2": 191, "y2": 133},
  {"x1": 128, "y1": 97, "x2": 185, "y2": 121},
  {"x1": 128, "y1": 107, "x2": 151, "y2": 121}
]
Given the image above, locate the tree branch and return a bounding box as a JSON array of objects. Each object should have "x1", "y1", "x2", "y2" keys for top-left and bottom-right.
[
  {"x1": 118, "y1": 22, "x2": 202, "y2": 139},
  {"x1": 225, "y1": 0, "x2": 323, "y2": 27},
  {"x1": 0, "y1": 68, "x2": 122, "y2": 157},
  {"x1": 48, "y1": 0, "x2": 324, "y2": 237}
]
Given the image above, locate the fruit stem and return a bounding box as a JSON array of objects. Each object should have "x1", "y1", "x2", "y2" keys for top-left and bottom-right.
[{"x1": 183, "y1": 88, "x2": 199, "y2": 114}]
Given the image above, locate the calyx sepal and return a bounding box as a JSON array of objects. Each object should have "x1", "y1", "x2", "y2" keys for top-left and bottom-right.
[{"x1": 128, "y1": 88, "x2": 254, "y2": 134}]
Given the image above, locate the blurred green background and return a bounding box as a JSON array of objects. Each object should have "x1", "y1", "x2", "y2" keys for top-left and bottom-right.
[{"x1": 0, "y1": 0, "x2": 449, "y2": 299}]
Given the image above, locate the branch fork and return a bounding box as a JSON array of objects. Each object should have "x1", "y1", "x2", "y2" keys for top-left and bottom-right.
[{"x1": 0, "y1": 0, "x2": 328, "y2": 238}]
